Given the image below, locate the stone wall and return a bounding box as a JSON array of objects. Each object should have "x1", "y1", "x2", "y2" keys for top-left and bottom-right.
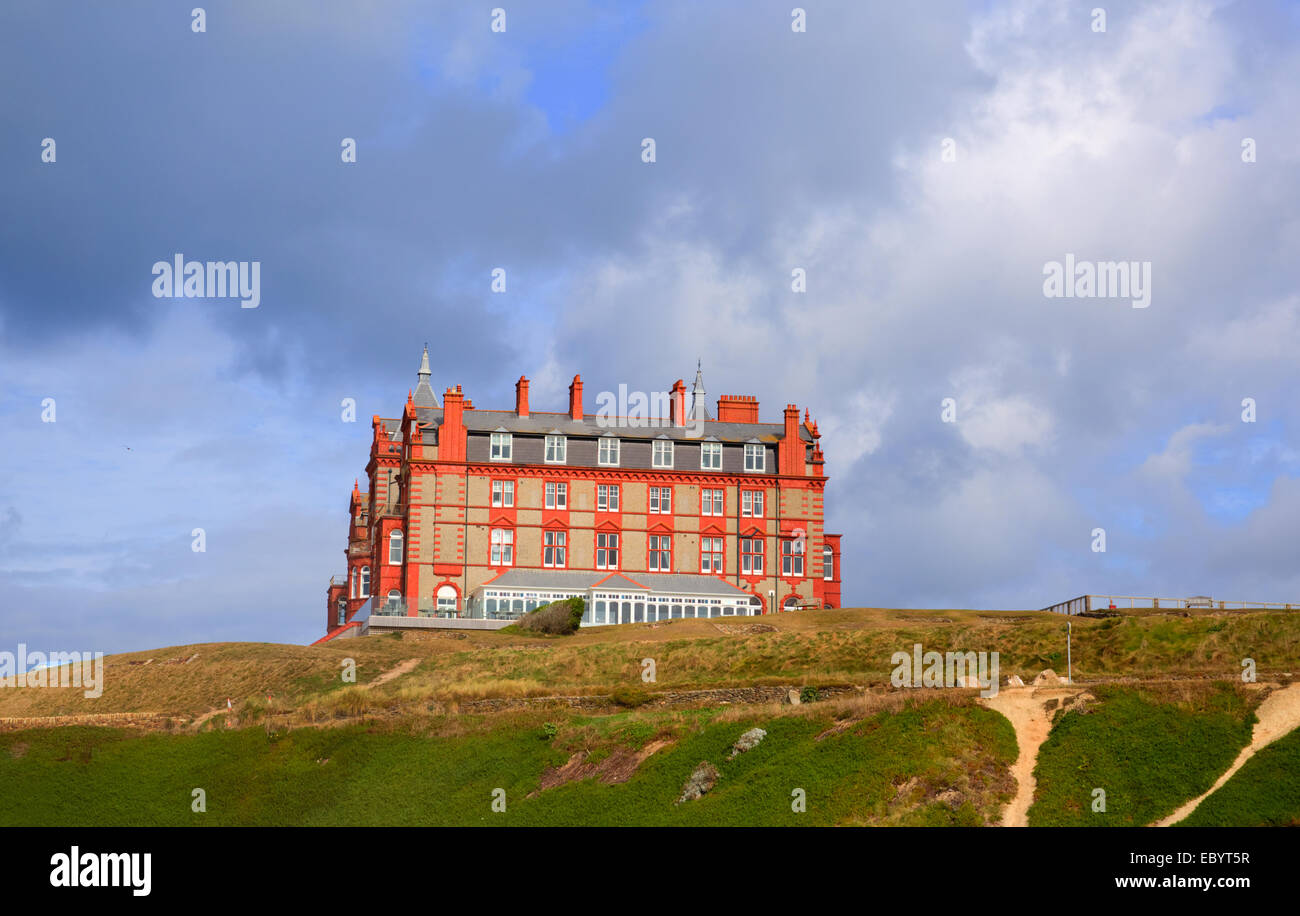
[{"x1": 0, "y1": 712, "x2": 186, "y2": 732}]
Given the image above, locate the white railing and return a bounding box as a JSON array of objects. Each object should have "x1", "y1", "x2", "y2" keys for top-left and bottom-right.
[{"x1": 1043, "y1": 594, "x2": 1296, "y2": 614}]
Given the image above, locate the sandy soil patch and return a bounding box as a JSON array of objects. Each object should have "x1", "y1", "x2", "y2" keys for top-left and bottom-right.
[
  {"x1": 980, "y1": 686, "x2": 1090, "y2": 826},
  {"x1": 1153, "y1": 682, "x2": 1300, "y2": 826}
]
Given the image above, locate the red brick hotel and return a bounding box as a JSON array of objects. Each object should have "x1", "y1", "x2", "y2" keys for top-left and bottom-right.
[{"x1": 320, "y1": 350, "x2": 842, "y2": 640}]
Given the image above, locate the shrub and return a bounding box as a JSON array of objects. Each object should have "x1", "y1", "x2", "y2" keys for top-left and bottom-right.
[
  {"x1": 517, "y1": 597, "x2": 585, "y2": 635},
  {"x1": 237, "y1": 696, "x2": 267, "y2": 724},
  {"x1": 610, "y1": 686, "x2": 653, "y2": 708},
  {"x1": 541, "y1": 722, "x2": 559, "y2": 741},
  {"x1": 800, "y1": 686, "x2": 820, "y2": 704}
]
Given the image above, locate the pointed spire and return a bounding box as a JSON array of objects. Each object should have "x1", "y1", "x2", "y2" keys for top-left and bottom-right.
[
  {"x1": 690, "y1": 360, "x2": 710, "y2": 423},
  {"x1": 412, "y1": 344, "x2": 439, "y2": 408}
]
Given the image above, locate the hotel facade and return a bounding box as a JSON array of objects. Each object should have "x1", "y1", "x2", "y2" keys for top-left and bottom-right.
[{"x1": 320, "y1": 350, "x2": 842, "y2": 640}]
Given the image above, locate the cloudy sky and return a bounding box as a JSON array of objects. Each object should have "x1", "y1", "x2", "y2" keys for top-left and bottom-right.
[{"x1": 2, "y1": 0, "x2": 1298, "y2": 652}]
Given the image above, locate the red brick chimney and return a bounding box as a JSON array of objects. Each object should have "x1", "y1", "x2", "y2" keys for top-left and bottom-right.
[
  {"x1": 716, "y1": 395, "x2": 759, "y2": 423},
  {"x1": 441, "y1": 385, "x2": 466, "y2": 462},
  {"x1": 778, "y1": 403, "x2": 806, "y2": 476},
  {"x1": 669, "y1": 379, "x2": 687, "y2": 426},
  {"x1": 515, "y1": 376, "x2": 530, "y2": 418},
  {"x1": 568, "y1": 375, "x2": 584, "y2": 421}
]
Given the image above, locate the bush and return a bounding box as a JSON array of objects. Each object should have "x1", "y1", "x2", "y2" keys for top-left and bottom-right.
[
  {"x1": 517, "y1": 597, "x2": 585, "y2": 635},
  {"x1": 610, "y1": 686, "x2": 653, "y2": 708},
  {"x1": 541, "y1": 722, "x2": 559, "y2": 741},
  {"x1": 800, "y1": 686, "x2": 820, "y2": 704}
]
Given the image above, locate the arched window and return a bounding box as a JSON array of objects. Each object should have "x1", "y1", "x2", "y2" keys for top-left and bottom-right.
[
  {"x1": 823, "y1": 546, "x2": 834, "y2": 581},
  {"x1": 350, "y1": 568, "x2": 357, "y2": 598},
  {"x1": 387, "y1": 590, "x2": 402, "y2": 608},
  {"x1": 336, "y1": 600, "x2": 346, "y2": 627},
  {"x1": 437, "y1": 585, "x2": 457, "y2": 614},
  {"x1": 389, "y1": 530, "x2": 404, "y2": 565},
  {"x1": 359, "y1": 567, "x2": 370, "y2": 598},
  {"x1": 783, "y1": 596, "x2": 799, "y2": 611}
]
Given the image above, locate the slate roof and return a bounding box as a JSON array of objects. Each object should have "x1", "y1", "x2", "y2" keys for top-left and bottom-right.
[{"x1": 410, "y1": 407, "x2": 808, "y2": 444}]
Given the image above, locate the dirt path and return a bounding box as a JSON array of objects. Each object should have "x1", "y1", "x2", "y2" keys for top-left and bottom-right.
[
  {"x1": 981, "y1": 687, "x2": 1087, "y2": 827},
  {"x1": 367, "y1": 658, "x2": 420, "y2": 689},
  {"x1": 1153, "y1": 681, "x2": 1300, "y2": 826},
  {"x1": 189, "y1": 708, "x2": 225, "y2": 729}
]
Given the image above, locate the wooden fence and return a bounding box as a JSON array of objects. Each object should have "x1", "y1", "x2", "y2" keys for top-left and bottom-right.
[{"x1": 1042, "y1": 594, "x2": 1296, "y2": 615}]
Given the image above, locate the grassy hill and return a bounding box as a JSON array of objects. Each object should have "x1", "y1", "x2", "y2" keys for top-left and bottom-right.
[
  {"x1": 2, "y1": 606, "x2": 1295, "y2": 721},
  {"x1": 1178, "y1": 726, "x2": 1300, "y2": 826},
  {"x1": 0, "y1": 695, "x2": 1016, "y2": 826},
  {"x1": 1027, "y1": 683, "x2": 1257, "y2": 826},
  {"x1": 1, "y1": 606, "x2": 1297, "y2": 827}
]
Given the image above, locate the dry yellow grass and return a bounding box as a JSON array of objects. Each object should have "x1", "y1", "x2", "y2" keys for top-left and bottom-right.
[{"x1": 2, "y1": 606, "x2": 1294, "y2": 722}]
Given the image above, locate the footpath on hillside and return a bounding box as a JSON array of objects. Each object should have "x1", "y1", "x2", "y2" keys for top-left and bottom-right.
[{"x1": 1153, "y1": 681, "x2": 1300, "y2": 826}]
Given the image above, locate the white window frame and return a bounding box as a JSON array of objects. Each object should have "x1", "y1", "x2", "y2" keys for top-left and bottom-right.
[
  {"x1": 491, "y1": 479, "x2": 515, "y2": 508},
  {"x1": 701, "y1": 488, "x2": 723, "y2": 516},
  {"x1": 545, "y1": 481, "x2": 568, "y2": 510},
  {"x1": 350, "y1": 568, "x2": 357, "y2": 599},
  {"x1": 744, "y1": 443, "x2": 765, "y2": 472},
  {"x1": 388, "y1": 530, "x2": 404, "y2": 565},
  {"x1": 596, "y1": 532, "x2": 619, "y2": 569},
  {"x1": 545, "y1": 435, "x2": 567, "y2": 463},
  {"x1": 742, "y1": 490, "x2": 764, "y2": 518},
  {"x1": 598, "y1": 437, "x2": 620, "y2": 467},
  {"x1": 823, "y1": 546, "x2": 834, "y2": 581},
  {"x1": 648, "y1": 534, "x2": 671, "y2": 571},
  {"x1": 490, "y1": 432, "x2": 512, "y2": 461},
  {"x1": 701, "y1": 537, "x2": 724, "y2": 574},
  {"x1": 741, "y1": 538, "x2": 764, "y2": 575},
  {"x1": 782, "y1": 538, "x2": 805, "y2": 577},
  {"x1": 359, "y1": 566, "x2": 370, "y2": 598},
  {"x1": 649, "y1": 486, "x2": 672, "y2": 515},
  {"x1": 598, "y1": 484, "x2": 620, "y2": 512},
  {"x1": 543, "y1": 530, "x2": 567, "y2": 568},
  {"x1": 700, "y1": 441, "x2": 722, "y2": 470},
  {"x1": 652, "y1": 439, "x2": 674, "y2": 468},
  {"x1": 491, "y1": 528, "x2": 514, "y2": 566}
]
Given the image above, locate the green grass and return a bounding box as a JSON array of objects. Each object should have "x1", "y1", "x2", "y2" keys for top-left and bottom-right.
[
  {"x1": 0, "y1": 699, "x2": 1015, "y2": 826},
  {"x1": 1178, "y1": 727, "x2": 1300, "y2": 826},
  {"x1": 1027, "y1": 684, "x2": 1256, "y2": 827}
]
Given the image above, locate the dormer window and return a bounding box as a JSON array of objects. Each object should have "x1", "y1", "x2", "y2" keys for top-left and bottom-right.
[
  {"x1": 652, "y1": 439, "x2": 674, "y2": 468},
  {"x1": 700, "y1": 441, "x2": 722, "y2": 470},
  {"x1": 598, "y1": 436, "x2": 620, "y2": 466},
  {"x1": 490, "y1": 432, "x2": 512, "y2": 461},
  {"x1": 744, "y1": 443, "x2": 765, "y2": 472},
  {"x1": 545, "y1": 434, "x2": 567, "y2": 463}
]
